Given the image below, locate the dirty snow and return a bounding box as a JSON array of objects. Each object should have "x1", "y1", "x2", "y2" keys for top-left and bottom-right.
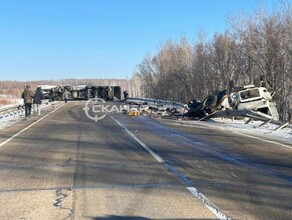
[
  {"x1": 172, "y1": 117, "x2": 291, "y2": 147},
  {"x1": 211, "y1": 118, "x2": 291, "y2": 145}
]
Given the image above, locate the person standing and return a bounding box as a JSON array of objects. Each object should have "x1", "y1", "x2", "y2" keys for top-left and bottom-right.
[
  {"x1": 33, "y1": 87, "x2": 44, "y2": 115},
  {"x1": 21, "y1": 85, "x2": 34, "y2": 118},
  {"x1": 62, "y1": 89, "x2": 69, "y2": 103},
  {"x1": 123, "y1": 90, "x2": 128, "y2": 101}
]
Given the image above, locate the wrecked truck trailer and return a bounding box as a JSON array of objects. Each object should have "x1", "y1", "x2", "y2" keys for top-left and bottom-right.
[
  {"x1": 85, "y1": 86, "x2": 121, "y2": 100},
  {"x1": 48, "y1": 86, "x2": 65, "y2": 101},
  {"x1": 39, "y1": 85, "x2": 121, "y2": 101},
  {"x1": 37, "y1": 85, "x2": 57, "y2": 100},
  {"x1": 59, "y1": 85, "x2": 108, "y2": 100}
]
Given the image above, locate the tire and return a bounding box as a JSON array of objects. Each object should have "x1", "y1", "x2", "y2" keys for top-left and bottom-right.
[{"x1": 202, "y1": 95, "x2": 217, "y2": 108}]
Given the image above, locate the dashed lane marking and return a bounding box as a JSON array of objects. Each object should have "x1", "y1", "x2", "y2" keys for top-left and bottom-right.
[
  {"x1": 111, "y1": 116, "x2": 165, "y2": 163},
  {"x1": 110, "y1": 116, "x2": 230, "y2": 220}
]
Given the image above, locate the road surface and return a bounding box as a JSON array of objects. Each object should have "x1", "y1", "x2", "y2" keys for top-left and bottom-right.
[{"x1": 0, "y1": 101, "x2": 291, "y2": 220}]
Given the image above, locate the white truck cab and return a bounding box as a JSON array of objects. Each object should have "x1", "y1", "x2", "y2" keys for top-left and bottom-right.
[{"x1": 230, "y1": 85, "x2": 279, "y2": 121}]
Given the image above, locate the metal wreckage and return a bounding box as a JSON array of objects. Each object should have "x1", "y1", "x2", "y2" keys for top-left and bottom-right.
[
  {"x1": 184, "y1": 80, "x2": 279, "y2": 121},
  {"x1": 124, "y1": 77, "x2": 290, "y2": 129},
  {"x1": 37, "y1": 77, "x2": 288, "y2": 129},
  {"x1": 39, "y1": 85, "x2": 122, "y2": 101}
]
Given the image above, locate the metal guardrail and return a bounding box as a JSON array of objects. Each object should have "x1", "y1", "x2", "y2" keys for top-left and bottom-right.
[
  {"x1": 0, "y1": 104, "x2": 24, "y2": 114},
  {"x1": 0, "y1": 100, "x2": 51, "y2": 121},
  {"x1": 0, "y1": 105, "x2": 25, "y2": 120}
]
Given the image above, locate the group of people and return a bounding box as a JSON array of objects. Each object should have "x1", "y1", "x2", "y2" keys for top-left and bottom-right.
[{"x1": 21, "y1": 85, "x2": 44, "y2": 118}]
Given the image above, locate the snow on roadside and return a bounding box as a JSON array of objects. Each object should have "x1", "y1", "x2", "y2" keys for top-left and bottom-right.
[
  {"x1": 205, "y1": 118, "x2": 292, "y2": 146},
  {"x1": 0, "y1": 112, "x2": 25, "y2": 131},
  {"x1": 166, "y1": 116, "x2": 291, "y2": 147},
  {"x1": 0, "y1": 101, "x2": 61, "y2": 131}
]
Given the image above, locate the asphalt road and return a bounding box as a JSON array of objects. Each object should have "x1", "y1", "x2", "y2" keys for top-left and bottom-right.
[{"x1": 0, "y1": 102, "x2": 291, "y2": 220}]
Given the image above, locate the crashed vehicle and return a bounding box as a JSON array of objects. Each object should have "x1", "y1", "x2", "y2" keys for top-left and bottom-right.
[
  {"x1": 229, "y1": 85, "x2": 279, "y2": 121},
  {"x1": 38, "y1": 85, "x2": 121, "y2": 101},
  {"x1": 185, "y1": 84, "x2": 279, "y2": 121},
  {"x1": 184, "y1": 89, "x2": 229, "y2": 119},
  {"x1": 37, "y1": 85, "x2": 57, "y2": 100},
  {"x1": 48, "y1": 85, "x2": 66, "y2": 101},
  {"x1": 86, "y1": 86, "x2": 121, "y2": 100}
]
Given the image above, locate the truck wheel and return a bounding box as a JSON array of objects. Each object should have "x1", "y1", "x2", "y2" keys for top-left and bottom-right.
[{"x1": 203, "y1": 95, "x2": 217, "y2": 108}]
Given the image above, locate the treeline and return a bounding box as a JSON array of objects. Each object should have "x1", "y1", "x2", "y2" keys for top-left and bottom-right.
[{"x1": 136, "y1": 2, "x2": 292, "y2": 122}]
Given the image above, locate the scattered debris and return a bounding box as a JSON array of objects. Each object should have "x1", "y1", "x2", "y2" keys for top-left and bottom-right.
[{"x1": 123, "y1": 81, "x2": 290, "y2": 130}]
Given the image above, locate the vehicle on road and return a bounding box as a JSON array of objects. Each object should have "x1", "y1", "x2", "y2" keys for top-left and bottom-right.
[{"x1": 38, "y1": 85, "x2": 121, "y2": 101}]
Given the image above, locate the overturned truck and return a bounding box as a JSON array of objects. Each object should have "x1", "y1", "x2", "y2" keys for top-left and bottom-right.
[
  {"x1": 186, "y1": 83, "x2": 279, "y2": 121},
  {"x1": 38, "y1": 85, "x2": 121, "y2": 101}
]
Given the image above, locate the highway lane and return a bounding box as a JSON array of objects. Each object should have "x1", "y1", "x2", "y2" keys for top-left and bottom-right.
[
  {"x1": 114, "y1": 113, "x2": 292, "y2": 220},
  {"x1": 0, "y1": 102, "x2": 217, "y2": 220},
  {"x1": 0, "y1": 101, "x2": 291, "y2": 219}
]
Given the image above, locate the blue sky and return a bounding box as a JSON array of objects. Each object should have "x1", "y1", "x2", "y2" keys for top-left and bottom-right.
[{"x1": 0, "y1": 0, "x2": 281, "y2": 81}]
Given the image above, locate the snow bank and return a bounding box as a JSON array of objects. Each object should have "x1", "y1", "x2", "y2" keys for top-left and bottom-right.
[{"x1": 204, "y1": 118, "x2": 292, "y2": 147}]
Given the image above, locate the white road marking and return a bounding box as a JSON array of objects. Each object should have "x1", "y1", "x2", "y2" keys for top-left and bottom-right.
[
  {"x1": 110, "y1": 116, "x2": 164, "y2": 163},
  {"x1": 111, "y1": 116, "x2": 230, "y2": 220},
  {"x1": 0, "y1": 103, "x2": 64, "y2": 148},
  {"x1": 187, "y1": 187, "x2": 230, "y2": 220}
]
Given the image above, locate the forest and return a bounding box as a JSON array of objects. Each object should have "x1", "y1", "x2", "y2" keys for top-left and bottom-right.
[{"x1": 135, "y1": 3, "x2": 292, "y2": 122}]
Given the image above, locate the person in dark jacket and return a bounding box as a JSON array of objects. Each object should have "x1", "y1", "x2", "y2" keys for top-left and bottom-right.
[
  {"x1": 123, "y1": 90, "x2": 128, "y2": 101},
  {"x1": 21, "y1": 85, "x2": 34, "y2": 118},
  {"x1": 33, "y1": 87, "x2": 44, "y2": 115}
]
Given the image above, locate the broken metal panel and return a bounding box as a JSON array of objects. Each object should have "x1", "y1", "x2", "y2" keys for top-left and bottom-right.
[
  {"x1": 239, "y1": 88, "x2": 261, "y2": 102},
  {"x1": 245, "y1": 118, "x2": 253, "y2": 124},
  {"x1": 258, "y1": 120, "x2": 272, "y2": 128},
  {"x1": 274, "y1": 122, "x2": 289, "y2": 131},
  {"x1": 229, "y1": 86, "x2": 279, "y2": 121},
  {"x1": 198, "y1": 110, "x2": 273, "y2": 121}
]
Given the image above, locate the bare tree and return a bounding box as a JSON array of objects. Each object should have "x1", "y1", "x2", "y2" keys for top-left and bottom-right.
[{"x1": 136, "y1": 2, "x2": 292, "y2": 122}]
